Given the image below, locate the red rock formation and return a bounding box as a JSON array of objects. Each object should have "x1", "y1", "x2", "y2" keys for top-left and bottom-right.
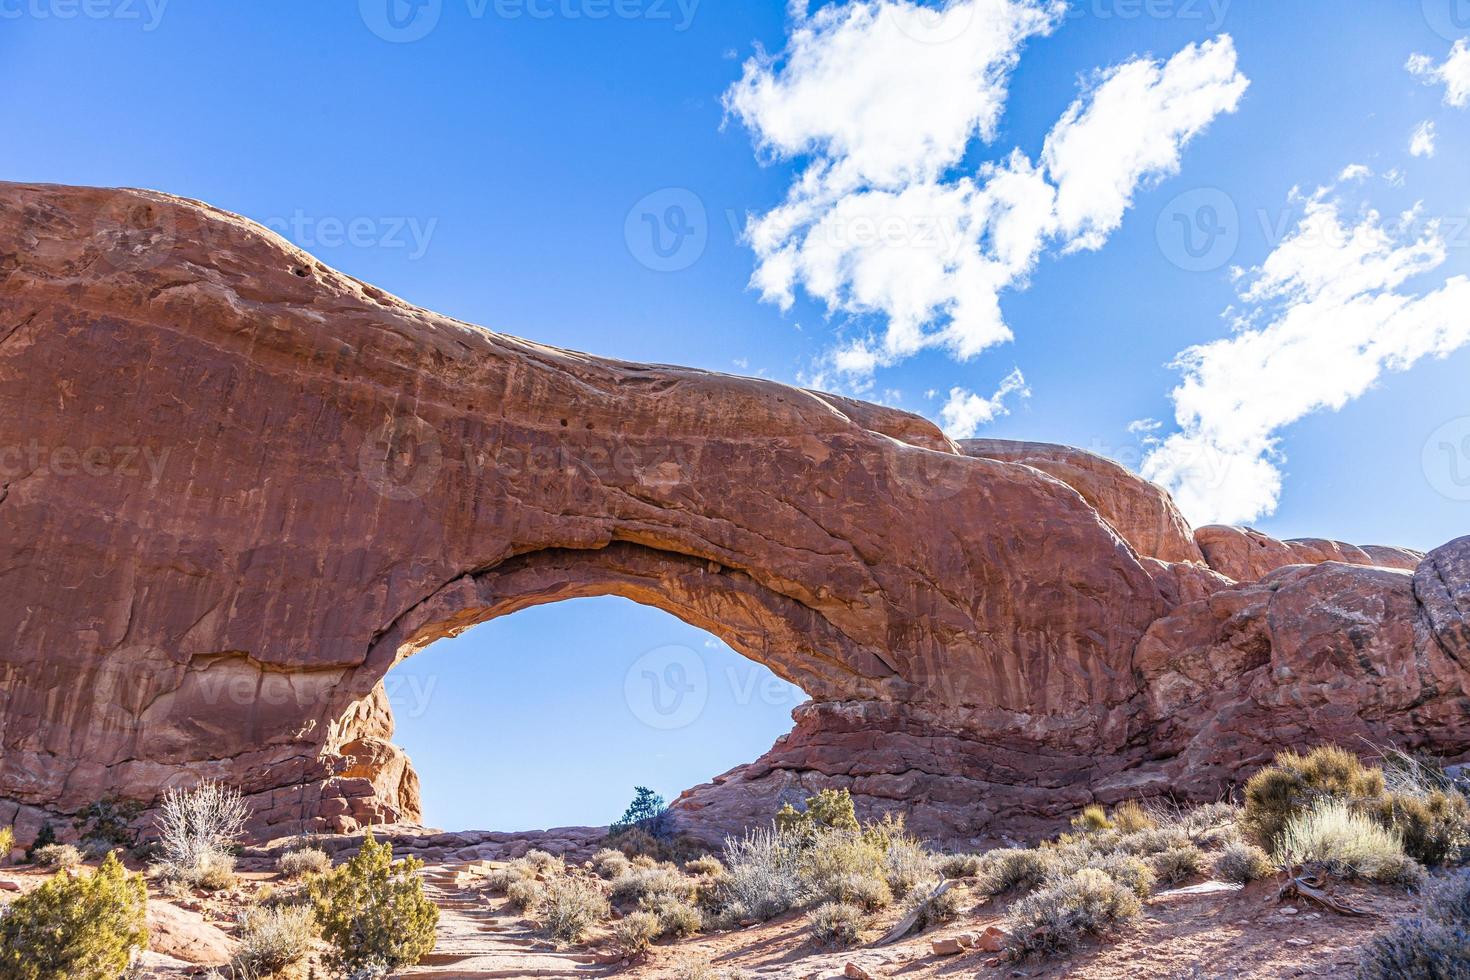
[
  {"x1": 0, "y1": 183, "x2": 1465, "y2": 847},
  {"x1": 1194, "y1": 524, "x2": 1424, "y2": 583}
]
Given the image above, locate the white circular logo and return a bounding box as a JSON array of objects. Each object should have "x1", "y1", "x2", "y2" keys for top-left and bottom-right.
[
  {"x1": 1156, "y1": 187, "x2": 1240, "y2": 273},
  {"x1": 360, "y1": 0, "x2": 442, "y2": 42},
  {"x1": 1423, "y1": 0, "x2": 1470, "y2": 41},
  {"x1": 624, "y1": 644, "x2": 707, "y2": 730},
  {"x1": 1423, "y1": 417, "x2": 1470, "y2": 502},
  {"x1": 358, "y1": 414, "x2": 443, "y2": 501},
  {"x1": 625, "y1": 188, "x2": 708, "y2": 273},
  {"x1": 887, "y1": 1, "x2": 975, "y2": 46}
]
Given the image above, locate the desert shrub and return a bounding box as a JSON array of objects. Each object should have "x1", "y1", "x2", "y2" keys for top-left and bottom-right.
[
  {"x1": 1276, "y1": 800, "x2": 1424, "y2": 888},
  {"x1": 484, "y1": 857, "x2": 540, "y2": 893},
  {"x1": 1149, "y1": 845, "x2": 1206, "y2": 886},
  {"x1": 308, "y1": 831, "x2": 438, "y2": 975},
  {"x1": 32, "y1": 843, "x2": 82, "y2": 871},
  {"x1": 883, "y1": 836, "x2": 935, "y2": 899},
  {"x1": 278, "y1": 847, "x2": 331, "y2": 879},
  {"x1": 1071, "y1": 805, "x2": 1113, "y2": 833},
  {"x1": 0, "y1": 827, "x2": 12, "y2": 865},
  {"x1": 937, "y1": 853, "x2": 984, "y2": 879},
  {"x1": 1214, "y1": 842, "x2": 1275, "y2": 884},
  {"x1": 609, "y1": 864, "x2": 693, "y2": 906},
  {"x1": 775, "y1": 789, "x2": 859, "y2": 837},
  {"x1": 521, "y1": 849, "x2": 564, "y2": 875},
  {"x1": 0, "y1": 851, "x2": 147, "y2": 980},
  {"x1": 537, "y1": 875, "x2": 610, "y2": 945},
  {"x1": 976, "y1": 848, "x2": 1054, "y2": 895},
  {"x1": 611, "y1": 910, "x2": 660, "y2": 958},
  {"x1": 1082, "y1": 853, "x2": 1155, "y2": 898},
  {"x1": 797, "y1": 828, "x2": 885, "y2": 903},
  {"x1": 1111, "y1": 825, "x2": 1190, "y2": 858},
  {"x1": 506, "y1": 877, "x2": 546, "y2": 913},
  {"x1": 1112, "y1": 801, "x2": 1156, "y2": 834},
  {"x1": 641, "y1": 892, "x2": 702, "y2": 938},
  {"x1": 826, "y1": 871, "x2": 892, "y2": 911},
  {"x1": 156, "y1": 781, "x2": 248, "y2": 892},
  {"x1": 591, "y1": 847, "x2": 633, "y2": 880},
  {"x1": 1358, "y1": 871, "x2": 1470, "y2": 979},
  {"x1": 718, "y1": 826, "x2": 802, "y2": 922},
  {"x1": 1371, "y1": 789, "x2": 1470, "y2": 867},
  {"x1": 1008, "y1": 867, "x2": 1141, "y2": 959},
  {"x1": 808, "y1": 901, "x2": 864, "y2": 947},
  {"x1": 684, "y1": 855, "x2": 725, "y2": 877},
  {"x1": 1243, "y1": 746, "x2": 1385, "y2": 846},
  {"x1": 23, "y1": 824, "x2": 56, "y2": 863},
  {"x1": 901, "y1": 881, "x2": 963, "y2": 931},
  {"x1": 234, "y1": 905, "x2": 316, "y2": 975},
  {"x1": 72, "y1": 797, "x2": 142, "y2": 855}
]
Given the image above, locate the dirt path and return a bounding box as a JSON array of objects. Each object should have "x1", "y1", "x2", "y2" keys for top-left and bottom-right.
[{"x1": 397, "y1": 863, "x2": 617, "y2": 980}]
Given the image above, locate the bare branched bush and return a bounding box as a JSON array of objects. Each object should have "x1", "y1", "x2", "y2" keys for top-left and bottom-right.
[
  {"x1": 537, "y1": 875, "x2": 610, "y2": 946},
  {"x1": 156, "y1": 781, "x2": 248, "y2": 891},
  {"x1": 718, "y1": 826, "x2": 802, "y2": 923}
]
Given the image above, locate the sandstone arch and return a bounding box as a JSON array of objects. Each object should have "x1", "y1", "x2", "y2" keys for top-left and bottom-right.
[{"x1": 0, "y1": 183, "x2": 1466, "y2": 847}]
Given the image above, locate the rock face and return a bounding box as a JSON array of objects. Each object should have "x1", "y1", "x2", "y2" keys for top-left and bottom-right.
[
  {"x1": 0, "y1": 183, "x2": 1466, "y2": 847},
  {"x1": 1194, "y1": 524, "x2": 1424, "y2": 583}
]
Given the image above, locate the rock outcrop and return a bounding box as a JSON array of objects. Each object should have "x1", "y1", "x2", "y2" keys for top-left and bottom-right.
[
  {"x1": 1193, "y1": 524, "x2": 1424, "y2": 583},
  {"x1": 0, "y1": 183, "x2": 1465, "y2": 847}
]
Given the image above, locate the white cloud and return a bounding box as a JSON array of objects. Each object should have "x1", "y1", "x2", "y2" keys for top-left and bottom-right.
[
  {"x1": 1045, "y1": 35, "x2": 1250, "y2": 251},
  {"x1": 726, "y1": 4, "x2": 1247, "y2": 380},
  {"x1": 1409, "y1": 38, "x2": 1470, "y2": 108},
  {"x1": 1143, "y1": 182, "x2": 1470, "y2": 525},
  {"x1": 1337, "y1": 163, "x2": 1372, "y2": 182},
  {"x1": 938, "y1": 368, "x2": 1029, "y2": 438},
  {"x1": 1128, "y1": 417, "x2": 1163, "y2": 436},
  {"x1": 1410, "y1": 120, "x2": 1437, "y2": 158}
]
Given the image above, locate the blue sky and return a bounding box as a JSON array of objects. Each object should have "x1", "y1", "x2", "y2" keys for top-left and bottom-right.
[{"x1": 4, "y1": 1, "x2": 1467, "y2": 829}]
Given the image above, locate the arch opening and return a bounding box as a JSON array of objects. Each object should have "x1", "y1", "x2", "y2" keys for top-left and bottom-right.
[{"x1": 379, "y1": 596, "x2": 808, "y2": 832}]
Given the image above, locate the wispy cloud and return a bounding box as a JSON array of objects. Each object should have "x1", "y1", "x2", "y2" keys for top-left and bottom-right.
[
  {"x1": 1410, "y1": 120, "x2": 1438, "y2": 158},
  {"x1": 1142, "y1": 180, "x2": 1470, "y2": 525},
  {"x1": 939, "y1": 368, "x2": 1029, "y2": 438},
  {"x1": 1408, "y1": 38, "x2": 1470, "y2": 108},
  {"x1": 725, "y1": 1, "x2": 1248, "y2": 392}
]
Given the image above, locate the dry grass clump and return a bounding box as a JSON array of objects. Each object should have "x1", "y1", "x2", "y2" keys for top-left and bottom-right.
[
  {"x1": 506, "y1": 877, "x2": 546, "y2": 913},
  {"x1": 1007, "y1": 867, "x2": 1142, "y2": 958},
  {"x1": 716, "y1": 826, "x2": 803, "y2": 923},
  {"x1": 901, "y1": 881, "x2": 963, "y2": 930},
  {"x1": 1112, "y1": 801, "x2": 1157, "y2": 834},
  {"x1": 640, "y1": 892, "x2": 702, "y2": 938},
  {"x1": 521, "y1": 849, "x2": 565, "y2": 874},
  {"x1": 808, "y1": 900, "x2": 865, "y2": 947},
  {"x1": 32, "y1": 843, "x2": 83, "y2": 870},
  {"x1": 1276, "y1": 800, "x2": 1424, "y2": 889},
  {"x1": 591, "y1": 847, "x2": 632, "y2": 880},
  {"x1": 1358, "y1": 871, "x2": 1470, "y2": 979},
  {"x1": 0, "y1": 827, "x2": 12, "y2": 864},
  {"x1": 828, "y1": 870, "x2": 893, "y2": 910},
  {"x1": 537, "y1": 874, "x2": 610, "y2": 945},
  {"x1": 1369, "y1": 789, "x2": 1470, "y2": 867},
  {"x1": 883, "y1": 836, "x2": 936, "y2": 899},
  {"x1": 684, "y1": 855, "x2": 725, "y2": 877},
  {"x1": 609, "y1": 864, "x2": 694, "y2": 905},
  {"x1": 277, "y1": 847, "x2": 331, "y2": 879},
  {"x1": 611, "y1": 910, "x2": 660, "y2": 958},
  {"x1": 1148, "y1": 845, "x2": 1206, "y2": 886},
  {"x1": 234, "y1": 905, "x2": 316, "y2": 975},
  {"x1": 976, "y1": 848, "x2": 1055, "y2": 895},
  {"x1": 937, "y1": 853, "x2": 984, "y2": 879},
  {"x1": 1213, "y1": 842, "x2": 1275, "y2": 884},
  {"x1": 1071, "y1": 805, "x2": 1112, "y2": 833}
]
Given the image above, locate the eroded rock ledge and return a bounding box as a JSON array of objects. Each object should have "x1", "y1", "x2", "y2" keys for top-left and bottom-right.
[{"x1": 0, "y1": 183, "x2": 1465, "y2": 848}]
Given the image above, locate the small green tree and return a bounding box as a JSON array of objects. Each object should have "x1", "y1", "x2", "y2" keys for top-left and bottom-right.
[
  {"x1": 0, "y1": 851, "x2": 147, "y2": 980},
  {"x1": 73, "y1": 796, "x2": 143, "y2": 852},
  {"x1": 775, "y1": 789, "x2": 860, "y2": 837},
  {"x1": 308, "y1": 830, "x2": 438, "y2": 976},
  {"x1": 611, "y1": 787, "x2": 667, "y2": 837}
]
